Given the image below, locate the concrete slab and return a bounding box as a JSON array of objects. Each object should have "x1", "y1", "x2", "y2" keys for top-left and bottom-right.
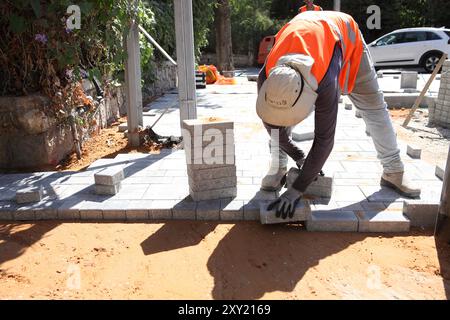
[
  {"x1": 357, "y1": 211, "x2": 410, "y2": 233},
  {"x1": 16, "y1": 186, "x2": 43, "y2": 204},
  {"x1": 173, "y1": 199, "x2": 197, "y2": 220},
  {"x1": 190, "y1": 187, "x2": 237, "y2": 202},
  {"x1": 197, "y1": 199, "x2": 221, "y2": 220},
  {"x1": 306, "y1": 211, "x2": 358, "y2": 232},
  {"x1": 260, "y1": 200, "x2": 310, "y2": 224}
]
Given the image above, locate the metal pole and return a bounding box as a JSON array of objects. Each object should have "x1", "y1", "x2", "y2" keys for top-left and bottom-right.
[
  {"x1": 174, "y1": 0, "x2": 197, "y2": 125},
  {"x1": 125, "y1": 0, "x2": 144, "y2": 147},
  {"x1": 138, "y1": 25, "x2": 177, "y2": 66},
  {"x1": 334, "y1": 0, "x2": 341, "y2": 11}
]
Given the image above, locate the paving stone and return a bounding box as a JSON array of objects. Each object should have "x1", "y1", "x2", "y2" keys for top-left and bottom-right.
[
  {"x1": 57, "y1": 198, "x2": 83, "y2": 220},
  {"x1": 360, "y1": 186, "x2": 407, "y2": 202},
  {"x1": 173, "y1": 199, "x2": 197, "y2": 220},
  {"x1": 187, "y1": 163, "x2": 234, "y2": 171},
  {"x1": 78, "y1": 201, "x2": 104, "y2": 220},
  {"x1": 243, "y1": 200, "x2": 260, "y2": 221},
  {"x1": 190, "y1": 187, "x2": 237, "y2": 202},
  {"x1": 220, "y1": 200, "x2": 244, "y2": 221},
  {"x1": 189, "y1": 176, "x2": 237, "y2": 192},
  {"x1": 185, "y1": 141, "x2": 235, "y2": 160},
  {"x1": 286, "y1": 168, "x2": 334, "y2": 198},
  {"x1": 357, "y1": 211, "x2": 410, "y2": 233},
  {"x1": 95, "y1": 183, "x2": 122, "y2": 196},
  {"x1": 235, "y1": 185, "x2": 277, "y2": 201},
  {"x1": 143, "y1": 184, "x2": 189, "y2": 200},
  {"x1": 0, "y1": 202, "x2": 15, "y2": 221},
  {"x1": 306, "y1": 211, "x2": 358, "y2": 232},
  {"x1": 94, "y1": 166, "x2": 125, "y2": 186},
  {"x1": 292, "y1": 127, "x2": 315, "y2": 142},
  {"x1": 260, "y1": 200, "x2": 310, "y2": 225},
  {"x1": 407, "y1": 145, "x2": 422, "y2": 159},
  {"x1": 355, "y1": 110, "x2": 362, "y2": 118},
  {"x1": 148, "y1": 200, "x2": 175, "y2": 220},
  {"x1": 196, "y1": 200, "x2": 221, "y2": 220},
  {"x1": 125, "y1": 200, "x2": 152, "y2": 220},
  {"x1": 185, "y1": 153, "x2": 236, "y2": 166},
  {"x1": 13, "y1": 209, "x2": 36, "y2": 221},
  {"x1": 182, "y1": 118, "x2": 234, "y2": 137},
  {"x1": 345, "y1": 103, "x2": 353, "y2": 110},
  {"x1": 102, "y1": 200, "x2": 128, "y2": 221},
  {"x1": 403, "y1": 200, "x2": 439, "y2": 228},
  {"x1": 15, "y1": 186, "x2": 43, "y2": 204},
  {"x1": 435, "y1": 164, "x2": 445, "y2": 181},
  {"x1": 118, "y1": 123, "x2": 128, "y2": 132},
  {"x1": 188, "y1": 165, "x2": 236, "y2": 181}
]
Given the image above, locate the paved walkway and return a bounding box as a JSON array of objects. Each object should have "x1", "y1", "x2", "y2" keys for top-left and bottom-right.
[{"x1": 0, "y1": 74, "x2": 444, "y2": 230}]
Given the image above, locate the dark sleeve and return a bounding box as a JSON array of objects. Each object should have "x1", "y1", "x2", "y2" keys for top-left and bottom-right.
[
  {"x1": 292, "y1": 46, "x2": 342, "y2": 193},
  {"x1": 263, "y1": 123, "x2": 305, "y2": 162}
]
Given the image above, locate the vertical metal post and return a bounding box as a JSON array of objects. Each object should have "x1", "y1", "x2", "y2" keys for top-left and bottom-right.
[
  {"x1": 174, "y1": 0, "x2": 197, "y2": 126},
  {"x1": 334, "y1": 0, "x2": 341, "y2": 11},
  {"x1": 125, "y1": 0, "x2": 143, "y2": 147}
]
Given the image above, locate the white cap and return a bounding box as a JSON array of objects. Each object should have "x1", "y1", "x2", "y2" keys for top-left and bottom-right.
[{"x1": 256, "y1": 54, "x2": 318, "y2": 127}]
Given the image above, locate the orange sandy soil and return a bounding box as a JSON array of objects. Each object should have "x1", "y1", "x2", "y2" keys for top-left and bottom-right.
[{"x1": 0, "y1": 221, "x2": 449, "y2": 299}]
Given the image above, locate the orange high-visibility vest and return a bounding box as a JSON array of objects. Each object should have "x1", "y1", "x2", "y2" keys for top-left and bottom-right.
[
  {"x1": 299, "y1": 4, "x2": 322, "y2": 13},
  {"x1": 266, "y1": 11, "x2": 364, "y2": 94}
]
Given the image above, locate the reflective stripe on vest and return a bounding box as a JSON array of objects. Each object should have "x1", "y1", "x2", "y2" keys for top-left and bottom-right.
[{"x1": 267, "y1": 11, "x2": 364, "y2": 94}]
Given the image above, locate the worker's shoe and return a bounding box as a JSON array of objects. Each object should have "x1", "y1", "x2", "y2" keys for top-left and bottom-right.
[
  {"x1": 380, "y1": 172, "x2": 421, "y2": 199},
  {"x1": 261, "y1": 167, "x2": 288, "y2": 192}
]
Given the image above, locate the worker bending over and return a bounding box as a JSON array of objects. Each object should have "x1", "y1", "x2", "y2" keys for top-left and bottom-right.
[{"x1": 256, "y1": 11, "x2": 421, "y2": 218}]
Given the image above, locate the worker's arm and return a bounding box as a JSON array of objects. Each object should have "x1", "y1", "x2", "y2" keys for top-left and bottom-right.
[{"x1": 292, "y1": 44, "x2": 342, "y2": 192}]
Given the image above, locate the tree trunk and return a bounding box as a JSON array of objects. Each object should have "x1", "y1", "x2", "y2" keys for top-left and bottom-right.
[{"x1": 215, "y1": 0, "x2": 234, "y2": 72}]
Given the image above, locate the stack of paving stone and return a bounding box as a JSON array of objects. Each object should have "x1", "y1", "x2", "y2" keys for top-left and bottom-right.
[
  {"x1": 94, "y1": 166, "x2": 125, "y2": 195},
  {"x1": 182, "y1": 118, "x2": 237, "y2": 201}
]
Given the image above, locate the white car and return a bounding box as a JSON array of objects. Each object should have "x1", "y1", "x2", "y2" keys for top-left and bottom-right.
[{"x1": 368, "y1": 27, "x2": 450, "y2": 73}]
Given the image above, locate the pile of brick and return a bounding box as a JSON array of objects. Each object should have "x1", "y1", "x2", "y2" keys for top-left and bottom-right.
[
  {"x1": 94, "y1": 166, "x2": 124, "y2": 195},
  {"x1": 182, "y1": 118, "x2": 237, "y2": 201},
  {"x1": 429, "y1": 60, "x2": 450, "y2": 127}
]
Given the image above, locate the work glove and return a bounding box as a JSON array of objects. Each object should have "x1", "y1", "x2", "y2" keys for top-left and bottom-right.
[{"x1": 267, "y1": 187, "x2": 303, "y2": 219}]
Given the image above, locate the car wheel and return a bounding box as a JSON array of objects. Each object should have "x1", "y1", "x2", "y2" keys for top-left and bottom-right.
[{"x1": 422, "y1": 53, "x2": 442, "y2": 73}]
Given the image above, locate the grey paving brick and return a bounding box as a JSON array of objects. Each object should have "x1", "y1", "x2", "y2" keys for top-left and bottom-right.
[
  {"x1": 95, "y1": 183, "x2": 121, "y2": 196},
  {"x1": 286, "y1": 168, "x2": 334, "y2": 198},
  {"x1": 355, "y1": 110, "x2": 362, "y2": 118},
  {"x1": 0, "y1": 202, "x2": 15, "y2": 221},
  {"x1": 187, "y1": 163, "x2": 233, "y2": 171},
  {"x1": 13, "y1": 209, "x2": 36, "y2": 221},
  {"x1": 189, "y1": 176, "x2": 237, "y2": 192},
  {"x1": 94, "y1": 166, "x2": 125, "y2": 186},
  {"x1": 235, "y1": 185, "x2": 277, "y2": 201},
  {"x1": 125, "y1": 200, "x2": 152, "y2": 220},
  {"x1": 101, "y1": 200, "x2": 128, "y2": 221},
  {"x1": 357, "y1": 211, "x2": 410, "y2": 233},
  {"x1": 407, "y1": 145, "x2": 422, "y2": 159},
  {"x1": 260, "y1": 200, "x2": 310, "y2": 224},
  {"x1": 190, "y1": 187, "x2": 237, "y2": 202},
  {"x1": 188, "y1": 165, "x2": 236, "y2": 181},
  {"x1": 185, "y1": 143, "x2": 235, "y2": 161},
  {"x1": 196, "y1": 200, "x2": 221, "y2": 220},
  {"x1": 243, "y1": 200, "x2": 260, "y2": 221},
  {"x1": 306, "y1": 211, "x2": 358, "y2": 232},
  {"x1": 15, "y1": 186, "x2": 43, "y2": 204},
  {"x1": 148, "y1": 200, "x2": 175, "y2": 220},
  {"x1": 143, "y1": 184, "x2": 189, "y2": 200},
  {"x1": 57, "y1": 199, "x2": 83, "y2": 220},
  {"x1": 80, "y1": 210, "x2": 103, "y2": 221},
  {"x1": 403, "y1": 200, "x2": 439, "y2": 228},
  {"x1": 360, "y1": 186, "x2": 408, "y2": 202},
  {"x1": 182, "y1": 119, "x2": 234, "y2": 137},
  {"x1": 345, "y1": 103, "x2": 353, "y2": 110},
  {"x1": 173, "y1": 199, "x2": 197, "y2": 220},
  {"x1": 220, "y1": 200, "x2": 244, "y2": 221}
]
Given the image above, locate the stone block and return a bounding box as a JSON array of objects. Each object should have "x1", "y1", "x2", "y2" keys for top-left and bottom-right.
[
  {"x1": 14, "y1": 209, "x2": 36, "y2": 221},
  {"x1": 403, "y1": 200, "x2": 439, "y2": 228},
  {"x1": 407, "y1": 145, "x2": 421, "y2": 159},
  {"x1": 345, "y1": 103, "x2": 353, "y2": 110},
  {"x1": 185, "y1": 146, "x2": 235, "y2": 165},
  {"x1": 286, "y1": 168, "x2": 333, "y2": 198},
  {"x1": 148, "y1": 200, "x2": 175, "y2": 220},
  {"x1": 182, "y1": 118, "x2": 233, "y2": 137},
  {"x1": 400, "y1": 71, "x2": 418, "y2": 89},
  {"x1": 95, "y1": 183, "x2": 121, "y2": 196},
  {"x1": 125, "y1": 200, "x2": 151, "y2": 220},
  {"x1": 196, "y1": 200, "x2": 221, "y2": 220},
  {"x1": 339, "y1": 96, "x2": 344, "y2": 103},
  {"x1": 435, "y1": 164, "x2": 445, "y2": 181},
  {"x1": 189, "y1": 176, "x2": 237, "y2": 192},
  {"x1": 357, "y1": 211, "x2": 410, "y2": 233},
  {"x1": 220, "y1": 200, "x2": 244, "y2": 221},
  {"x1": 188, "y1": 165, "x2": 236, "y2": 181},
  {"x1": 259, "y1": 200, "x2": 310, "y2": 225},
  {"x1": 306, "y1": 211, "x2": 358, "y2": 232},
  {"x1": 94, "y1": 166, "x2": 125, "y2": 186},
  {"x1": 57, "y1": 199, "x2": 82, "y2": 220},
  {"x1": 15, "y1": 186, "x2": 43, "y2": 204},
  {"x1": 101, "y1": 200, "x2": 128, "y2": 221},
  {"x1": 243, "y1": 200, "x2": 260, "y2": 221},
  {"x1": 118, "y1": 123, "x2": 128, "y2": 132},
  {"x1": 355, "y1": 110, "x2": 362, "y2": 118},
  {"x1": 173, "y1": 200, "x2": 197, "y2": 220},
  {"x1": 185, "y1": 133, "x2": 235, "y2": 149},
  {"x1": 190, "y1": 187, "x2": 237, "y2": 202},
  {"x1": 247, "y1": 75, "x2": 258, "y2": 82}
]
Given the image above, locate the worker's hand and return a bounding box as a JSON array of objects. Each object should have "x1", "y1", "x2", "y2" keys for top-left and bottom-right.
[{"x1": 267, "y1": 188, "x2": 302, "y2": 219}]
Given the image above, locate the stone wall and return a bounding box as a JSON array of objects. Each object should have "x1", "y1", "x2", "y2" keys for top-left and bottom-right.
[
  {"x1": 142, "y1": 62, "x2": 178, "y2": 101},
  {"x1": 199, "y1": 53, "x2": 255, "y2": 68},
  {"x1": 0, "y1": 84, "x2": 125, "y2": 170},
  {"x1": 429, "y1": 60, "x2": 450, "y2": 127}
]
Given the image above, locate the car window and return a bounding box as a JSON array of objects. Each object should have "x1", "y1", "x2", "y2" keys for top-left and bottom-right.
[
  {"x1": 426, "y1": 32, "x2": 442, "y2": 40},
  {"x1": 445, "y1": 31, "x2": 450, "y2": 38},
  {"x1": 376, "y1": 33, "x2": 404, "y2": 46},
  {"x1": 400, "y1": 31, "x2": 427, "y2": 43}
]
